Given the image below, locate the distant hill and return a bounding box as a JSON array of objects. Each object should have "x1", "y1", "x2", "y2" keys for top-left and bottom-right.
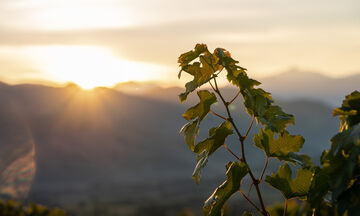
[
  {"x1": 114, "y1": 71, "x2": 360, "y2": 106},
  {"x1": 0, "y1": 80, "x2": 341, "y2": 212},
  {"x1": 260, "y1": 70, "x2": 360, "y2": 106}
]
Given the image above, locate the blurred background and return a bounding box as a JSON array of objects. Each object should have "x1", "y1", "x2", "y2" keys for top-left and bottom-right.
[{"x1": 0, "y1": 0, "x2": 359, "y2": 215}]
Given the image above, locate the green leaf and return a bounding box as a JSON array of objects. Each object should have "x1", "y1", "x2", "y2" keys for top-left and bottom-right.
[
  {"x1": 178, "y1": 43, "x2": 209, "y2": 68},
  {"x1": 337, "y1": 180, "x2": 360, "y2": 216},
  {"x1": 179, "y1": 62, "x2": 213, "y2": 102},
  {"x1": 265, "y1": 163, "x2": 313, "y2": 199},
  {"x1": 266, "y1": 200, "x2": 300, "y2": 216},
  {"x1": 227, "y1": 69, "x2": 260, "y2": 90},
  {"x1": 180, "y1": 90, "x2": 217, "y2": 151},
  {"x1": 183, "y1": 90, "x2": 217, "y2": 121},
  {"x1": 254, "y1": 128, "x2": 305, "y2": 163},
  {"x1": 179, "y1": 119, "x2": 200, "y2": 151},
  {"x1": 192, "y1": 150, "x2": 209, "y2": 185},
  {"x1": 307, "y1": 167, "x2": 330, "y2": 209},
  {"x1": 241, "y1": 212, "x2": 254, "y2": 216},
  {"x1": 191, "y1": 121, "x2": 233, "y2": 184},
  {"x1": 333, "y1": 90, "x2": 360, "y2": 131},
  {"x1": 321, "y1": 123, "x2": 360, "y2": 200},
  {"x1": 178, "y1": 46, "x2": 220, "y2": 102},
  {"x1": 287, "y1": 152, "x2": 314, "y2": 169},
  {"x1": 259, "y1": 105, "x2": 294, "y2": 132},
  {"x1": 203, "y1": 162, "x2": 249, "y2": 216},
  {"x1": 243, "y1": 88, "x2": 273, "y2": 117},
  {"x1": 194, "y1": 121, "x2": 233, "y2": 155}
]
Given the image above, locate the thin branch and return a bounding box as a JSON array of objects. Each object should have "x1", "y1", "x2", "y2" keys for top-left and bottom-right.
[
  {"x1": 228, "y1": 90, "x2": 241, "y2": 105},
  {"x1": 210, "y1": 110, "x2": 227, "y2": 120},
  {"x1": 244, "y1": 115, "x2": 255, "y2": 140},
  {"x1": 259, "y1": 157, "x2": 269, "y2": 182},
  {"x1": 239, "y1": 190, "x2": 262, "y2": 214},
  {"x1": 212, "y1": 76, "x2": 268, "y2": 215},
  {"x1": 247, "y1": 183, "x2": 254, "y2": 197},
  {"x1": 283, "y1": 199, "x2": 288, "y2": 216},
  {"x1": 213, "y1": 78, "x2": 243, "y2": 138},
  {"x1": 224, "y1": 144, "x2": 242, "y2": 162},
  {"x1": 209, "y1": 80, "x2": 217, "y2": 92}
]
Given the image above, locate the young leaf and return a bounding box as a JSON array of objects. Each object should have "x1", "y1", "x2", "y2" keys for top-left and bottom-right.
[
  {"x1": 259, "y1": 105, "x2": 294, "y2": 132},
  {"x1": 178, "y1": 46, "x2": 219, "y2": 102},
  {"x1": 242, "y1": 88, "x2": 273, "y2": 117},
  {"x1": 183, "y1": 90, "x2": 217, "y2": 121},
  {"x1": 192, "y1": 150, "x2": 209, "y2": 185},
  {"x1": 192, "y1": 121, "x2": 233, "y2": 184},
  {"x1": 203, "y1": 162, "x2": 249, "y2": 216},
  {"x1": 227, "y1": 69, "x2": 260, "y2": 90},
  {"x1": 287, "y1": 152, "x2": 314, "y2": 169},
  {"x1": 254, "y1": 128, "x2": 305, "y2": 163},
  {"x1": 213, "y1": 48, "x2": 259, "y2": 91},
  {"x1": 180, "y1": 90, "x2": 217, "y2": 151},
  {"x1": 178, "y1": 43, "x2": 208, "y2": 67},
  {"x1": 194, "y1": 121, "x2": 233, "y2": 155},
  {"x1": 179, "y1": 119, "x2": 200, "y2": 151},
  {"x1": 265, "y1": 163, "x2": 313, "y2": 199},
  {"x1": 333, "y1": 90, "x2": 360, "y2": 131}
]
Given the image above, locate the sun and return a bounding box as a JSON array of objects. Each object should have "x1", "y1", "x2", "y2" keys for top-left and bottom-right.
[{"x1": 32, "y1": 46, "x2": 164, "y2": 89}]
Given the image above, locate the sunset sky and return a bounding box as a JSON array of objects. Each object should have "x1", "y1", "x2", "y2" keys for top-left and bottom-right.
[{"x1": 0, "y1": 0, "x2": 359, "y2": 89}]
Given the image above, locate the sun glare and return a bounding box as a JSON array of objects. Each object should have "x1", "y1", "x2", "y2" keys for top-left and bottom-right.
[{"x1": 30, "y1": 46, "x2": 165, "y2": 89}]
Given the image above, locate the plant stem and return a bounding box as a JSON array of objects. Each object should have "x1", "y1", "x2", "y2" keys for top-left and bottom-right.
[
  {"x1": 283, "y1": 199, "x2": 288, "y2": 216},
  {"x1": 210, "y1": 110, "x2": 227, "y2": 120},
  {"x1": 259, "y1": 157, "x2": 269, "y2": 182},
  {"x1": 247, "y1": 183, "x2": 254, "y2": 197},
  {"x1": 228, "y1": 90, "x2": 241, "y2": 105},
  {"x1": 239, "y1": 189, "x2": 262, "y2": 214},
  {"x1": 224, "y1": 144, "x2": 242, "y2": 162},
  {"x1": 244, "y1": 115, "x2": 255, "y2": 139},
  {"x1": 212, "y1": 77, "x2": 268, "y2": 216}
]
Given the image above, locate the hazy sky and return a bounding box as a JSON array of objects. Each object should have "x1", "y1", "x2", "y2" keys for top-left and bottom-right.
[{"x1": 0, "y1": 0, "x2": 360, "y2": 88}]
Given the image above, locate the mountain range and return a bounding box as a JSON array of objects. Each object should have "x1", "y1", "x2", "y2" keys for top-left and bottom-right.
[
  {"x1": 115, "y1": 70, "x2": 360, "y2": 106},
  {"x1": 0, "y1": 70, "x2": 356, "y2": 215}
]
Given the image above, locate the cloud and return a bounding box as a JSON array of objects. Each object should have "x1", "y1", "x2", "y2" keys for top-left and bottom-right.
[{"x1": 0, "y1": 0, "x2": 360, "y2": 81}]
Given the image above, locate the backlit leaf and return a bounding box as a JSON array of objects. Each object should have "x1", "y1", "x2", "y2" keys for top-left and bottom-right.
[
  {"x1": 178, "y1": 43, "x2": 208, "y2": 68},
  {"x1": 179, "y1": 119, "x2": 200, "y2": 151},
  {"x1": 333, "y1": 90, "x2": 360, "y2": 131},
  {"x1": 192, "y1": 121, "x2": 233, "y2": 184},
  {"x1": 203, "y1": 162, "x2": 248, "y2": 216},
  {"x1": 259, "y1": 105, "x2": 294, "y2": 132},
  {"x1": 183, "y1": 90, "x2": 217, "y2": 121},
  {"x1": 265, "y1": 163, "x2": 313, "y2": 199},
  {"x1": 178, "y1": 45, "x2": 220, "y2": 102},
  {"x1": 254, "y1": 128, "x2": 305, "y2": 163},
  {"x1": 287, "y1": 152, "x2": 314, "y2": 169},
  {"x1": 192, "y1": 150, "x2": 209, "y2": 185},
  {"x1": 194, "y1": 121, "x2": 233, "y2": 155},
  {"x1": 243, "y1": 88, "x2": 273, "y2": 117}
]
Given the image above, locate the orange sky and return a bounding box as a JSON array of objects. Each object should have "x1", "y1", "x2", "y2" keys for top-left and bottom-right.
[{"x1": 0, "y1": 0, "x2": 360, "y2": 88}]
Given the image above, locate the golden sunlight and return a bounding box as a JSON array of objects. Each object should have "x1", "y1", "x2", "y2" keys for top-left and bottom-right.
[{"x1": 31, "y1": 46, "x2": 165, "y2": 89}]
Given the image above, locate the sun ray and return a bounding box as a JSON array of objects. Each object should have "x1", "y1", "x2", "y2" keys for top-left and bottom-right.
[{"x1": 27, "y1": 46, "x2": 166, "y2": 89}]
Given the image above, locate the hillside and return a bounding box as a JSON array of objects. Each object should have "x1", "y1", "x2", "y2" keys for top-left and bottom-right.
[{"x1": 0, "y1": 81, "x2": 340, "y2": 214}]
